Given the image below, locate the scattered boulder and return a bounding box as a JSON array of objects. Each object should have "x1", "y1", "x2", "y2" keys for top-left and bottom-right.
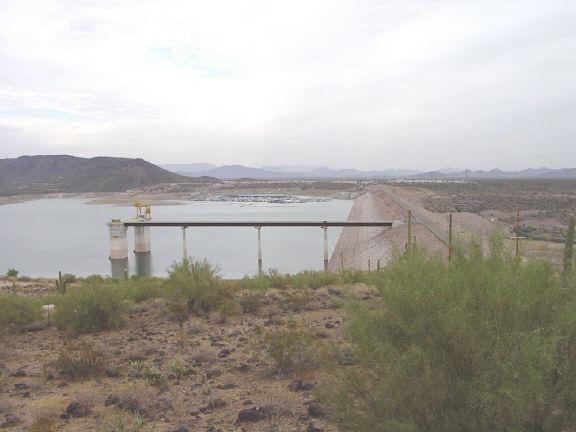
[
  {"x1": 288, "y1": 380, "x2": 314, "y2": 392},
  {"x1": 206, "y1": 369, "x2": 221, "y2": 379},
  {"x1": 105, "y1": 395, "x2": 119, "y2": 406},
  {"x1": 307, "y1": 420, "x2": 325, "y2": 432},
  {"x1": 288, "y1": 380, "x2": 303, "y2": 391},
  {"x1": 236, "y1": 406, "x2": 270, "y2": 423},
  {"x1": 1, "y1": 413, "x2": 20, "y2": 428},
  {"x1": 218, "y1": 348, "x2": 231, "y2": 358},
  {"x1": 208, "y1": 398, "x2": 227, "y2": 409},
  {"x1": 106, "y1": 368, "x2": 120, "y2": 378},
  {"x1": 307, "y1": 402, "x2": 329, "y2": 418},
  {"x1": 328, "y1": 288, "x2": 342, "y2": 297},
  {"x1": 61, "y1": 401, "x2": 90, "y2": 419}
]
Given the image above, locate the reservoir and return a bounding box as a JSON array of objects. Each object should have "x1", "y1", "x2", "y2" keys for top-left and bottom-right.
[{"x1": 0, "y1": 198, "x2": 353, "y2": 279}]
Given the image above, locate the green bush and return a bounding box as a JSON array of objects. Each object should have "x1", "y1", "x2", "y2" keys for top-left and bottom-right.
[
  {"x1": 0, "y1": 294, "x2": 41, "y2": 327},
  {"x1": 288, "y1": 270, "x2": 340, "y2": 290},
  {"x1": 238, "y1": 291, "x2": 265, "y2": 314},
  {"x1": 62, "y1": 273, "x2": 77, "y2": 283},
  {"x1": 123, "y1": 277, "x2": 164, "y2": 303},
  {"x1": 263, "y1": 328, "x2": 322, "y2": 377},
  {"x1": 5, "y1": 269, "x2": 18, "y2": 277},
  {"x1": 55, "y1": 284, "x2": 128, "y2": 334},
  {"x1": 167, "y1": 357, "x2": 187, "y2": 380},
  {"x1": 131, "y1": 360, "x2": 165, "y2": 387},
  {"x1": 164, "y1": 258, "x2": 232, "y2": 316},
  {"x1": 322, "y1": 236, "x2": 576, "y2": 432},
  {"x1": 238, "y1": 274, "x2": 273, "y2": 291}
]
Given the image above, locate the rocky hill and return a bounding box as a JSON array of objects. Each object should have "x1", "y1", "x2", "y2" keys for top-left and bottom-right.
[{"x1": 0, "y1": 155, "x2": 205, "y2": 194}]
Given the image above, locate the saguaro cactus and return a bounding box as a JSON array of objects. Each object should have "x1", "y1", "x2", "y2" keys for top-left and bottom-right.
[
  {"x1": 55, "y1": 271, "x2": 67, "y2": 294},
  {"x1": 564, "y1": 214, "x2": 575, "y2": 275}
]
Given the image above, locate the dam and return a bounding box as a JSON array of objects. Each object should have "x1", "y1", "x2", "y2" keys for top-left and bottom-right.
[{"x1": 108, "y1": 190, "x2": 455, "y2": 277}]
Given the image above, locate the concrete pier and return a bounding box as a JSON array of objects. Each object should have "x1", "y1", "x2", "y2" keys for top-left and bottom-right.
[
  {"x1": 135, "y1": 253, "x2": 152, "y2": 277},
  {"x1": 134, "y1": 226, "x2": 151, "y2": 253},
  {"x1": 256, "y1": 226, "x2": 263, "y2": 274},
  {"x1": 107, "y1": 219, "x2": 128, "y2": 259},
  {"x1": 110, "y1": 257, "x2": 129, "y2": 278}
]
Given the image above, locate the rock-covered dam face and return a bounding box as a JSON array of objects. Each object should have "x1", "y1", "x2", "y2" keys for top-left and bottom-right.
[{"x1": 328, "y1": 190, "x2": 447, "y2": 271}]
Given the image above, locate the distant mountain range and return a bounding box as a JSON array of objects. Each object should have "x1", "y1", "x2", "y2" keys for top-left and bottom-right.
[
  {"x1": 161, "y1": 163, "x2": 576, "y2": 180},
  {"x1": 0, "y1": 155, "x2": 208, "y2": 195},
  {"x1": 2, "y1": 155, "x2": 575, "y2": 196}
]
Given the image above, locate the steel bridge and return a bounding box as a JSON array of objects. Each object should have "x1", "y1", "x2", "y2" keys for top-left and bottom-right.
[{"x1": 110, "y1": 220, "x2": 394, "y2": 273}]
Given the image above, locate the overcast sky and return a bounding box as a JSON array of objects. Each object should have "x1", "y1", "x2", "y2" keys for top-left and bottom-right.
[{"x1": 1, "y1": 0, "x2": 575, "y2": 171}]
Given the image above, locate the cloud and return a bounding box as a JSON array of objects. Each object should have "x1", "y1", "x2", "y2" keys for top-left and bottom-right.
[{"x1": 1, "y1": 0, "x2": 575, "y2": 170}]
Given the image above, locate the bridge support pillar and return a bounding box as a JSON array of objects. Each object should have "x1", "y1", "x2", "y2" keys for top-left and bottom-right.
[
  {"x1": 134, "y1": 226, "x2": 151, "y2": 253},
  {"x1": 256, "y1": 226, "x2": 262, "y2": 275},
  {"x1": 182, "y1": 227, "x2": 188, "y2": 261},
  {"x1": 107, "y1": 220, "x2": 128, "y2": 260},
  {"x1": 323, "y1": 225, "x2": 328, "y2": 271}
]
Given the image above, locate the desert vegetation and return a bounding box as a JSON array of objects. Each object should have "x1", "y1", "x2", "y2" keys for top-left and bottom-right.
[{"x1": 1, "y1": 236, "x2": 576, "y2": 431}]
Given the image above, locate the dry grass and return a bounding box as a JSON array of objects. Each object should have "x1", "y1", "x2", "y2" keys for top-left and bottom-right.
[{"x1": 182, "y1": 318, "x2": 207, "y2": 335}]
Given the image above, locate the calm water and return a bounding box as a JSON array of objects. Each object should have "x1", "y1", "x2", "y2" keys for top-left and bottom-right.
[{"x1": 0, "y1": 198, "x2": 352, "y2": 279}]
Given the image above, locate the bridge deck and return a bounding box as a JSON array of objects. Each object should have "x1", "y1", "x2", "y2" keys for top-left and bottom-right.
[{"x1": 123, "y1": 221, "x2": 393, "y2": 227}]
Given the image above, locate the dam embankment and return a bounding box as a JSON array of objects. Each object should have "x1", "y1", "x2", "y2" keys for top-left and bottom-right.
[{"x1": 328, "y1": 190, "x2": 447, "y2": 271}]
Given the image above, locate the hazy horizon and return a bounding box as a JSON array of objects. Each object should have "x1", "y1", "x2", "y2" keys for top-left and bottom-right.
[
  {"x1": 2, "y1": 153, "x2": 576, "y2": 173},
  {"x1": 1, "y1": 0, "x2": 575, "y2": 171}
]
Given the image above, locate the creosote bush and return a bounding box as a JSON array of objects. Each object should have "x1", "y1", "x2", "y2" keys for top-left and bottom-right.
[
  {"x1": 55, "y1": 284, "x2": 128, "y2": 334},
  {"x1": 164, "y1": 257, "x2": 233, "y2": 318},
  {"x1": 5, "y1": 269, "x2": 18, "y2": 277},
  {"x1": 0, "y1": 294, "x2": 41, "y2": 328},
  {"x1": 263, "y1": 328, "x2": 322, "y2": 377},
  {"x1": 321, "y1": 236, "x2": 576, "y2": 432}
]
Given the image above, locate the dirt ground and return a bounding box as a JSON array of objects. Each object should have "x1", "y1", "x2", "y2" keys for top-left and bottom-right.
[
  {"x1": 378, "y1": 182, "x2": 571, "y2": 266},
  {"x1": 0, "y1": 279, "x2": 378, "y2": 432}
]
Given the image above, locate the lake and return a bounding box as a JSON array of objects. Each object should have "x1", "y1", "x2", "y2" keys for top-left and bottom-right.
[{"x1": 0, "y1": 198, "x2": 353, "y2": 279}]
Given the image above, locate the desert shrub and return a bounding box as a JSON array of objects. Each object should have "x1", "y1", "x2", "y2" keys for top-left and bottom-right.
[
  {"x1": 182, "y1": 318, "x2": 207, "y2": 335},
  {"x1": 165, "y1": 299, "x2": 190, "y2": 325},
  {"x1": 126, "y1": 277, "x2": 164, "y2": 303},
  {"x1": 220, "y1": 298, "x2": 242, "y2": 319},
  {"x1": 164, "y1": 258, "x2": 232, "y2": 316},
  {"x1": 263, "y1": 328, "x2": 322, "y2": 377},
  {"x1": 167, "y1": 357, "x2": 187, "y2": 380},
  {"x1": 51, "y1": 342, "x2": 105, "y2": 381},
  {"x1": 239, "y1": 274, "x2": 273, "y2": 290},
  {"x1": 5, "y1": 269, "x2": 18, "y2": 277},
  {"x1": 55, "y1": 284, "x2": 128, "y2": 334},
  {"x1": 82, "y1": 274, "x2": 104, "y2": 283},
  {"x1": 101, "y1": 410, "x2": 145, "y2": 432},
  {"x1": 131, "y1": 360, "x2": 165, "y2": 387},
  {"x1": 62, "y1": 273, "x2": 76, "y2": 283},
  {"x1": 238, "y1": 291, "x2": 265, "y2": 314},
  {"x1": 339, "y1": 269, "x2": 386, "y2": 286},
  {"x1": 0, "y1": 294, "x2": 41, "y2": 327},
  {"x1": 28, "y1": 415, "x2": 58, "y2": 432},
  {"x1": 280, "y1": 290, "x2": 314, "y2": 312},
  {"x1": 321, "y1": 236, "x2": 576, "y2": 432},
  {"x1": 266, "y1": 268, "x2": 291, "y2": 289},
  {"x1": 289, "y1": 270, "x2": 340, "y2": 290}
]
